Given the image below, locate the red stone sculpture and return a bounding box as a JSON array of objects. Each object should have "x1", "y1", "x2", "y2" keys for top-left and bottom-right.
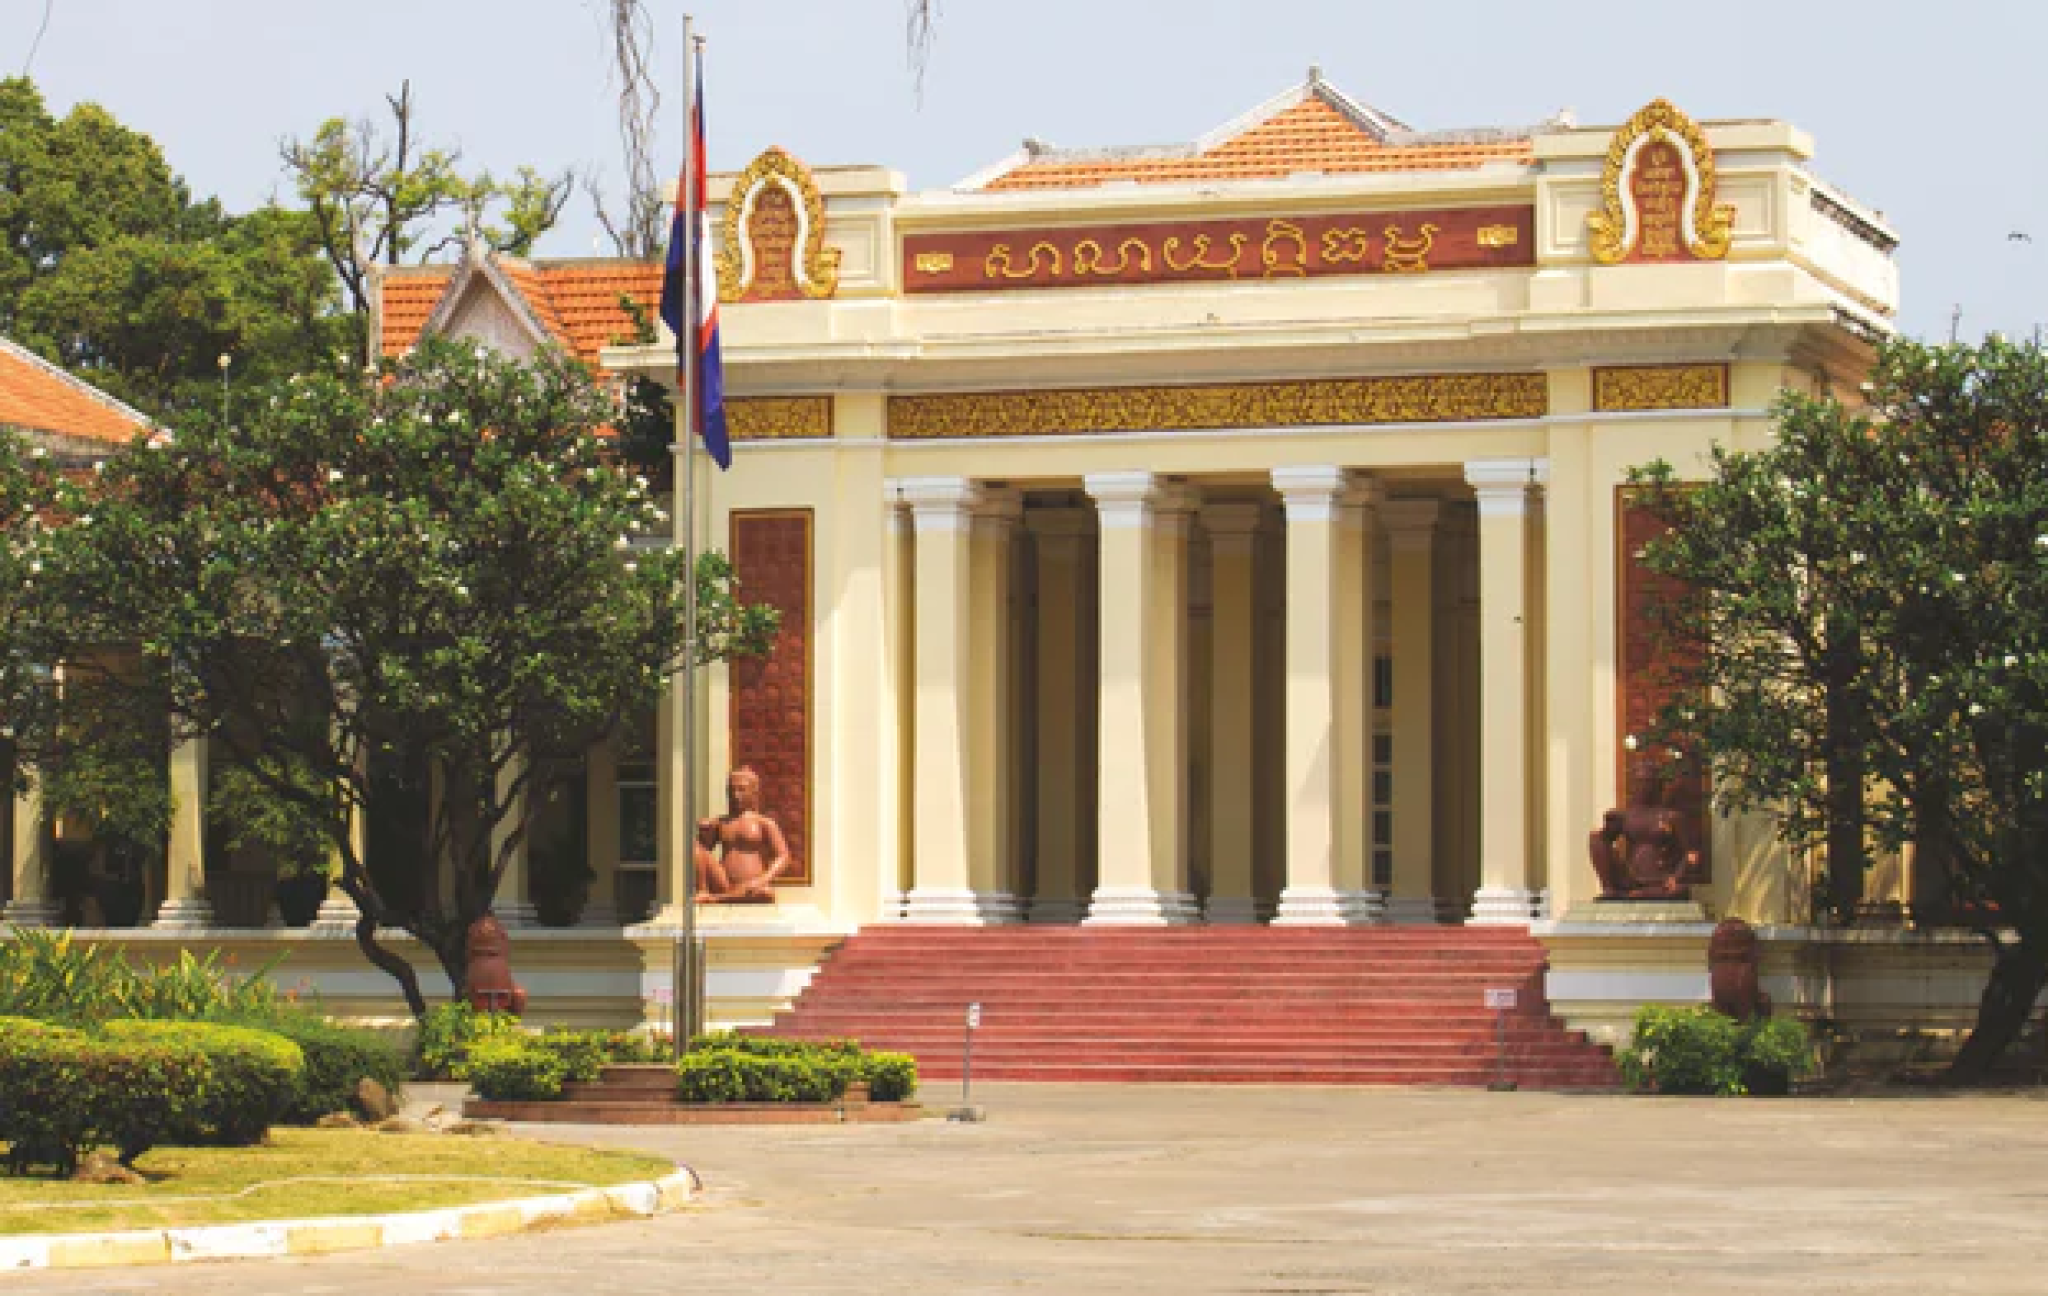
[
  {"x1": 693, "y1": 767, "x2": 794, "y2": 904},
  {"x1": 464, "y1": 914, "x2": 528, "y2": 1015},
  {"x1": 1589, "y1": 759, "x2": 1703, "y2": 900},
  {"x1": 1708, "y1": 917, "x2": 1772, "y2": 1022}
]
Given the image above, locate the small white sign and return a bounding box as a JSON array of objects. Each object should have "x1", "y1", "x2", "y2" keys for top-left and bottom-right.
[
  {"x1": 966, "y1": 1002, "x2": 982, "y2": 1029},
  {"x1": 1483, "y1": 988, "x2": 1518, "y2": 1011},
  {"x1": 650, "y1": 987, "x2": 674, "y2": 1005}
]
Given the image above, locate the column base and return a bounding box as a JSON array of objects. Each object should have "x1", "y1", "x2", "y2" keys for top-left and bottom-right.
[
  {"x1": 878, "y1": 889, "x2": 908, "y2": 922},
  {"x1": 901, "y1": 888, "x2": 1024, "y2": 925},
  {"x1": 492, "y1": 901, "x2": 540, "y2": 929},
  {"x1": 1382, "y1": 895, "x2": 1444, "y2": 925},
  {"x1": 1083, "y1": 887, "x2": 1203, "y2": 926},
  {"x1": 0, "y1": 898, "x2": 61, "y2": 927},
  {"x1": 1469, "y1": 886, "x2": 1545, "y2": 926},
  {"x1": 1204, "y1": 895, "x2": 1263, "y2": 925},
  {"x1": 310, "y1": 891, "x2": 363, "y2": 934},
  {"x1": 1026, "y1": 897, "x2": 1086, "y2": 924},
  {"x1": 150, "y1": 897, "x2": 216, "y2": 929},
  {"x1": 576, "y1": 900, "x2": 621, "y2": 928},
  {"x1": 1272, "y1": 886, "x2": 1381, "y2": 926}
]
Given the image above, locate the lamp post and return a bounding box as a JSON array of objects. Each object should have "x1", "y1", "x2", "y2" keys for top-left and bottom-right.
[{"x1": 217, "y1": 353, "x2": 231, "y2": 425}]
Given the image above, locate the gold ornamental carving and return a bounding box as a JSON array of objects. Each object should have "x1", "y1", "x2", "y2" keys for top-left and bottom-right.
[
  {"x1": 887, "y1": 374, "x2": 1548, "y2": 440},
  {"x1": 727, "y1": 396, "x2": 833, "y2": 441},
  {"x1": 716, "y1": 147, "x2": 841, "y2": 303},
  {"x1": 1587, "y1": 99, "x2": 1735, "y2": 265},
  {"x1": 1592, "y1": 365, "x2": 1730, "y2": 412}
]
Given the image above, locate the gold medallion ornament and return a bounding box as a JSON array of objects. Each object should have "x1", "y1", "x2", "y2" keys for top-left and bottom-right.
[
  {"x1": 715, "y1": 147, "x2": 841, "y2": 303},
  {"x1": 1588, "y1": 99, "x2": 1735, "y2": 265}
]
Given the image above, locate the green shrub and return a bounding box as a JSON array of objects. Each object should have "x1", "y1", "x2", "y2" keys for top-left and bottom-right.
[
  {"x1": 417, "y1": 1002, "x2": 524, "y2": 1079},
  {"x1": 859, "y1": 1050, "x2": 919, "y2": 1102},
  {"x1": 535, "y1": 1030, "x2": 612, "y2": 1083},
  {"x1": 0, "y1": 928, "x2": 290, "y2": 1026},
  {"x1": 1741, "y1": 1016, "x2": 1812, "y2": 1096},
  {"x1": 101, "y1": 1020, "x2": 304, "y2": 1146},
  {"x1": 691, "y1": 1033, "x2": 860, "y2": 1058},
  {"x1": 0, "y1": 1030, "x2": 210, "y2": 1175},
  {"x1": 463, "y1": 1037, "x2": 569, "y2": 1102},
  {"x1": 581, "y1": 1029, "x2": 654, "y2": 1064},
  {"x1": 675, "y1": 1050, "x2": 838, "y2": 1103},
  {"x1": 218, "y1": 1012, "x2": 407, "y2": 1122},
  {"x1": 1619, "y1": 1005, "x2": 1810, "y2": 1096}
]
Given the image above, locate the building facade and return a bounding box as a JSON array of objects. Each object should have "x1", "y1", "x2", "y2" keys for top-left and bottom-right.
[{"x1": 12, "y1": 82, "x2": 1992, "y2": 1050}]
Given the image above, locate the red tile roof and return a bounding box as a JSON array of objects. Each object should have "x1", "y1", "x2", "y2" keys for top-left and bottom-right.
[
  {"x1": 0, "y1": 339, "x2": 150, "y2": 448},
  {"x1": 977, "y1": 84, "x2": 1531, "y2": 192},
  {"x1": 376, "y1": 258, "x2": 665, "y2": 372}
]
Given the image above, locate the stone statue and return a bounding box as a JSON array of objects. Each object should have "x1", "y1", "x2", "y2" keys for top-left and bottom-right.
[
  {"x1": 1589, "y1": 759, "x2": 1702, "y2": 900},
  {"x1": 693, "y1": 766, "x2": 793, "y2": 904},
  {"x1": 463, "y1": 914, "x2": 528, "y2": 1015},
  {"x1": 1708, "y1": 917, "x2": 1772, "y2": 1022}
]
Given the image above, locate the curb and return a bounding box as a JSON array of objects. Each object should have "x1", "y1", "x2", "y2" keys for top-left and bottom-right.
[{"x1": 0, "y1": 1167, "x2": 696, "y2": 1272}]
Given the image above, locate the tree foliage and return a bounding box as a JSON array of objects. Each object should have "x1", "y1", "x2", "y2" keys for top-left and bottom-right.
[
  {"x1": 1631, "y1": 336, "x2": 2048, "y2": 1080},
  {"x1": 280, "y1": 81, "x2": 572, "y2": 361},
  {"x1": 32, "y1": 339, "x2": 775, "y2": 1014}
]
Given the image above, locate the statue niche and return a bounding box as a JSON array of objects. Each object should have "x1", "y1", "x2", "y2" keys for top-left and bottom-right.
[
  {"x1": 693, "y1": 766, "x2": 795, "y2": 904},
  {"x1": 1589, "y1": 758, "x2": 1704, "y2": 900}
]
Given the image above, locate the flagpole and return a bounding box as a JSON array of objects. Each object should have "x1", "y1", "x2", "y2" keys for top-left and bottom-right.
[{"x1": 674, "y1": 11, "x2": 703, "y2": 1059}]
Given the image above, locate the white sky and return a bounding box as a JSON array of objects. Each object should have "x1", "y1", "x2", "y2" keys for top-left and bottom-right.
[{"x1": 4, "y1": 0, "x2": 2042, "y2": 343}]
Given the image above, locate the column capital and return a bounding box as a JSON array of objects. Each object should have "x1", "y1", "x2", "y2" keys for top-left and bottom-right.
[
  {"x1": 1261, "y1": 464, "x2": 1359, "y2": 524},
  {"x1": 1085, "y1": 471, "x2": 1159, "y2": 530},
  {"x1": 971, "y1": 484, "x2": 1023, "y2": 535},
  {"x1": 1464, "y1": 458, "x2": 1549, "y2": 515},
  {"x1": 894, "y1": 476, "x2": 983, "y2": 531},
  {"x1": 1200, "y1": 502, "x2": 1265, "y2": 555},
  {"x1": 1341, "y1": 475, "x2": 1384, "y2": 523},
  {"x1": 1382, "y1": 498, "x2": 1442, "y2": 551}
]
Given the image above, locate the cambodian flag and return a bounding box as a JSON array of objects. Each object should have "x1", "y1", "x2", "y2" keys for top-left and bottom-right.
[{"x1": 658, "y1": 51, "x2": 730, "y2": 471}]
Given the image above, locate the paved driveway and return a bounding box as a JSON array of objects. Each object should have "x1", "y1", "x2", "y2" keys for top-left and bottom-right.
[{"x1": 14, "y1": 1083, "x2": 2048, "y2": 1294}]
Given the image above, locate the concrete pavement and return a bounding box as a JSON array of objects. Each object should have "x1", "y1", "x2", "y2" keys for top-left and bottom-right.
[{"x1": 9, "y1": 1082, "x2": 2048, "y2": 1294}]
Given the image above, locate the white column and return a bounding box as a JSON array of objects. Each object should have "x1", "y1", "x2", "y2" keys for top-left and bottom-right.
[
  {"x1": 491, "y1": 751, "x2": 536, "y2": 927},
  {"x1": 1026, "y1": 508, "x2": 1091, "y2": 922},
  {"x1": 1466, "y1": 458, "x2": 1547, "y2": 924},
  {"x1": 1383, "y1": 499, "x2": 1441, "y2": 923},
  {"x1": 1083, "y1": 472, "x2": 1200, "y2": 925},
  {"x1": 580, "y1": 738, "x2": 621, "y2": 926},
  {"x1": 901, "y1": 478, "x2": 1013, "y2": 922},
  {"x1": 1202, "y1": 502, "x2": 1263, "y2": 923},
  {"x1": 1271, "y1": 466, "x2": 1376, "y2": 924},
  {"x1": 153, "y1": 735, "x2": 214, "y2": 928},
  {"x1": 965, "y1": 488, "x2": 1024, "y2": 922},
  {"x1": 3, "y1": 773, "x2": 58, "y2": 926}
]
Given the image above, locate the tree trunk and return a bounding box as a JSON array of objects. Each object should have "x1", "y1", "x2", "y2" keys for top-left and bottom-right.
[
  {"x1": 339, "y1": 872, "x2": 430, "y2": 1018},
  {"x1": 1947, "y1": 938, "x2": 2048, "y2": 1083}
]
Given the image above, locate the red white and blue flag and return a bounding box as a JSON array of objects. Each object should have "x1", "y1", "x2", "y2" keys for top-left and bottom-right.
[{"x1": 658, "y1": 49, "x2": 730, "y2": 471}]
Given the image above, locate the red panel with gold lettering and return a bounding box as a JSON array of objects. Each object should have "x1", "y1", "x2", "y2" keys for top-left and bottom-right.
[
  {"x1": 728, "y1": 510, "x2": 812, "y2": 885},
  {"x1": 902, "y1": 205, "x2": 1534, "y2": 292}
]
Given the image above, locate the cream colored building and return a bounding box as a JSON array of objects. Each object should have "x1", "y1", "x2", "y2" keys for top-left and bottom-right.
[{"x1": 9, "y1": 80, "x2": 1990, "y2": 1052}]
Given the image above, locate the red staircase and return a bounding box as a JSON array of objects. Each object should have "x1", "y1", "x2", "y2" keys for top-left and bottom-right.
[{"x1": 760, "y1": 925, "x2": 1619, "y2": 1089}]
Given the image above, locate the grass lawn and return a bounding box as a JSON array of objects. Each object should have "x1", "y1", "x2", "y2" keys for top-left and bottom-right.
[{"x1": 0, "y1": 1129, "x2": 677, "y2": 1235}]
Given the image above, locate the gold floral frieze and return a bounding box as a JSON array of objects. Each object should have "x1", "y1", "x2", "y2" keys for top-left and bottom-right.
[
  {"x1": 886, "y1": 374, "x2": 1548, "y2": 440},
  {"x1": 1592, "y1": 365, "x2": 1729, "y2": 412},
  {"x1": 727, "y1": 396, "x2": 833, "y2": 441}
]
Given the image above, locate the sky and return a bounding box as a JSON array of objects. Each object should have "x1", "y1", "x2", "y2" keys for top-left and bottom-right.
[{"x1": 2, "y1": 0, "x2": 2042, "y2": 344}]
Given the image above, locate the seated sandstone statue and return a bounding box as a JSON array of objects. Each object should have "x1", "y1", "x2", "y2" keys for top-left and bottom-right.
[
  {"x1": 1589, "y1": 759, "x2": 1702, "y2": 900},
  {"x1": 693, "y1": 766, "x2": 794, "y2": 904}
]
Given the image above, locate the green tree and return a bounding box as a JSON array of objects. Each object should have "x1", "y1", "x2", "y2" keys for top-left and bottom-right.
[
  {"x1": 34, "y1": 339, "x2": 775, "y2": 1015},
  {"x1": 1632, "y1": 336, "x2": 2048, "y2": 1081},
  {"x1": 281, "y1": 81, "x2": 572, "y2": 361}
]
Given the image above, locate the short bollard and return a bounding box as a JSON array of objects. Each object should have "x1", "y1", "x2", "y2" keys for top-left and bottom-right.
[
  {"x1": 948, "y1": 1001, "x2": 986, "y2": 1122},
  {"x1": 1485, "y1": 987, "x2": 1519, "y2": 1092}
]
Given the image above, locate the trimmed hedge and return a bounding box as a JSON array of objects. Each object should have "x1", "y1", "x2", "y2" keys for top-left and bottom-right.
[
  {"x1": 0, "y1": 1028, "x2": 210, "y2": 1175},
  {"x1": 675, "y1": 1036, "x2": 919, "y2": 1104},
  {"x1": 464, "y1": 1037, "x2": 570, "y2": 1101},
  {"x1": 416, "y1": 1002, "x2": 524, "y2": 1079},
  {"x1": 101, "y1": 1020, "x2": 305, "y2": 1146},
  {"x1": 1618, "y1": 1005, "x2": 1811, "y2": 1095},
  {"x1": 223, "y1": 1012, "x2": 408, "y2": 1122}
]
